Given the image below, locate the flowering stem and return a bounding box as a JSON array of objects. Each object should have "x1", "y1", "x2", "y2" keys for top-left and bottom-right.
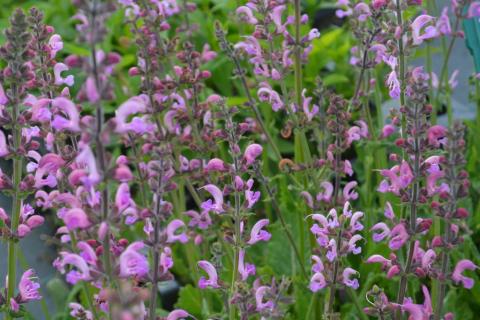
[
  {"x1": 395, "y1": 0, "x2": 406, "y2": 135},
  {"x1": 325, "y1": 134, "x2": 342, "y2": 318},
  {"x1": 148, "y1": 169, "x2": 165, "y2": 320},
  {"x1": 6, "y1": 83, "x2": 23, "y2": 320},
  {"x1": 395, "y1": 103, "x2": 421, "y2": 320}
]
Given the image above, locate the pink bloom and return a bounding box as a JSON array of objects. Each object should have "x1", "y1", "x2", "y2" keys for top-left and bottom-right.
[
  {"x1": 437, "y1": 8, "x2": 452, "y2": 35},
  {"x1": 302, "y1": 89, "x2": 319, "y2": 121},
  {"x1": 389, "y1": 223, "x2": 409, "y2": 250},
  {"x1": 427, "y1": 125, "x2": 447, "y2": 147},
  {"x1": 468, "y1": 2, "x2": 480, "y2": 18},
  {"x1": 399, "y1": 285, "x2": 433, "y2": 320},
  {"x1": 10, "y1": 298, "x2": 19, "y2": 312},
  {"x1": 309, "y1": 272, "x2": 327, "y2": 292},
  {"x1": 76, "y1": 145, "x2": 100, "y2": 185},
  {"x1": 166, "y1": 309, "x2": 190, "y2": 320},
  {"x1": 371, "y1": 222, "x2": 390, "y2": 242},
  {"x1": 247, "y1": 219, "x2": 271, "y2": 245},
  {"x1": 245, "y1": 178, "x2": 261, "y2": 208},
  {"x1": 308, "y1": 28, "x2": 321, "y2": 41},
  {"x1": 343, "y1": 181, "x2": 358, "y2": 201},
  {"x1": 51, "y1": 97, "x2": 80, "y2": 132},
  {"x1": 238, "y1": 249, "x2": 256, "y2": 280},
  {"x1": 349, "y1": 211, "x2": 364, "y2": 232},
  {"x1": 48, "y1": 34, "x2": 63, "y2": 59},
  {"x1": 258, "y1": 83, "x2": 284, "y2": 111},
  {"x1": 378, "y1": 161, "x2": 414, "y2": 195},
  {"x1": 387, "y1": 71, "x2": 401, "y2": 99},
  {"x1": 19, "y1": 269, "x2": 41, "y2": 302},
  {"x1": 236, "y1": 6, "x2": 257, "y2": 24},
  {"x1": 381, "y1": 124, "x2": 396, "y2": 138},
  {"x1": 255, "y1": 286, "x2": 275, "y2": 310},
  {"x1": 316, "y1": 181, "x2": 333, "y2": 203},
  {"x1": 244, "y1": 144, "x2": 263, "y2": 166},
  {"x1": 200, "y1": 184, "x2": 224, "y2": 214},
  {"x1": 184, "y1": 210, "x2": 212, "y2": 230},
  {"x1": 0, "y1": 129, "x2": 9, "y2": 157},
  {"x1": 77, "y1": 241, "x2": 98, "y2": 266},
  {"x1": 166, "y1": 219, "x2": 189, "y2": 243},
  {"x1": 54, "y1": 252, "x2": 91, "y2": 284},
  {"x1": 0, "y1": 82, "x2": 8, "y2": 105},
  {"x1": 366, "y1": 254, "x2": 391, "y2": 269},
  {"x1": 342, "y1": 267, "x2": 359, "y2": 289},
  {"x1": 271, "y1": 5, "x2": 287, "y2": 33},
  {"x1": 119, "y1": 242, "x2": 149, "y2": 278},
  {"x1": 411, "y1": 15, "x2": 439, "y2": 45},
  {"x1": 326, "y1": 239, "x2": 337, "y2": 262},
  {"x1": 198, "y1": 260, "x2": 220, "y2": 289},
  {"x1": 384, "y1": 201, "x2": 395, "y2": 220},
  {"x1": 311, "y1": 255, "x2": 324, "y2": 273},
  {"x1": 61, "y1": 208, "x2": 91, "y2": 230},
  {"x1": 70, "y1": 303, "x2": 93, "y2": 320},
  {"x1": 353, "y1": 3, "x2": 371, "y2": 22},
  {"x1": 421, "y1": 249, "x2": 437, "y2": 270},
  {"x1": 115, "y1": 95, "x2": 153, "y2": 134},
  {"x1": 206, "y1": 158, "x2": 227, "y2": 172},
  {"x1": 85, "y1": 77, "x2": 100, "y2": 103},
  {"x1": 452, "y1": 259, "x2": 478, "y2": 289},
  {"x1": 53, "y1": 63, "x2": 74, "y2": 86},
  {"x1": 348, "y1": 234, "x2": 363, "y2": 254}
]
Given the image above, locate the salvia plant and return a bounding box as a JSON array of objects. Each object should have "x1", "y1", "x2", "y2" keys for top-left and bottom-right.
[{"x1": 0, "y1": 0, "x2": 479, "y2": 319}]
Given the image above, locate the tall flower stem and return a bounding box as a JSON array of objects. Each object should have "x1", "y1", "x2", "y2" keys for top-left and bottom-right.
[
  {"x1": 395, "y1": 103, "x2": 421, "y2": 320},
  {"x1": 148, "y1": 159, "x2": 165, "y2": 320},
  {"x1": 6, "y1": 84, "x2": 23, "y2": 320},
  {"x1": 395, "y1": 0, "x2": 407, "y2": 136}
]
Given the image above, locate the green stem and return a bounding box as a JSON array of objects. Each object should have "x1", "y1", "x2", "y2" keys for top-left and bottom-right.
[{"x1": 395, "y1": 0, "x2": 407, "y2": 136}]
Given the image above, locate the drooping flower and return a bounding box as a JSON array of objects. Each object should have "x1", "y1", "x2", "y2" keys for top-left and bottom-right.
[
  {"x1": 53, "y1": 63, "x2": 74, "y2": 86},
  {"x1": 53, "y1": 252, "x2": 91, "y2": 284},
  {"x1": 245, "y1": 178, "x2": 261, "y2": 208},
  {"x1": 411, "y1": 15, "x2": 439, "y2": 45},
  {"x1": 166, "y1": 309, "x2": 190, "y2": 320},
  {"x1": 184, "y1": 210, "x2": 212, "y2": 230},
  {"x1": 255, "y1": 286, "x2": 275, "y2": 311},
  {"x1": 236, "y1": 6, "x2": 257, "y2": 24},
  {"x1": 389, "y1": 223, "x2": 409, "y2": 250},
  {"x1": 309, "y1": 272, "x2": 327, "y2": 292},
  {"x1": 200, "y1": 184, "x2": 224, "y2": 214},
  {"x1": 166, "y1": 219, "x2": 189, "y2": 243},
  {"x1": 247, "y1": 219, "x2": 271, "y2": 245},
  {"x1": 244, "y1": 144, "x2": 263, "y2": 166},
  {"x1": 371, "y1": 222, "x2": 391, "y2": 242},
  {"x1": 198, "y1": 260, "x2": 220, "y2": 289},
  {"x1": 51, "y1": 97, "x2": 80, "y2": 132},
  {"x1": 342, "y1": 267, "x2": 359, "y2": 289},
  {"x1": 69, "y1": 303, "x2": 93, "y2": 320}
]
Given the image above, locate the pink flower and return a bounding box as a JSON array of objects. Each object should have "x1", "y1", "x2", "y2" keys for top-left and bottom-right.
[
  {"x1": 166, "y1": 219, "x2": 189, "y2": 243},
  {"x1": 206, "y1": 158, "x2": 227, "y2": 172},
  {"x1": 53, "y1": 252, "x2": 91, "y2": 284},
  {"x1": 238, "y1": 249, "x2": 256, "y2": 280},
  {"x1": 399, "y1": 286, "x2": 433, "y2": 320},
  {"x1": 378, "y1": 161, "x2": 414, "y2": 195},
  {"x1": 452, "y1": 259, "x2": 478, "y2": 289},
  {"x1": 61, "y1": 208, "x2": 91, "y2": 230},
  {"x1": 76, "y1": 145, "x2": 100, "y2": 186},
  {"x1": 53, "y1": 63, "x2": 74, "y2": 86},
  {"x1": 255, "y1": 286, "x2": 275, "y2": 310},
  {"x1": 245, "y1": 178, "x2": 261, "y2": 208},
  {"x1": 316, "y1": 181, "x2": 333, "y2": 203},
  {"x1": 349, "y1": 211, "x2": 364, "y2": 232},
  {"x1": 271, "y1": 5, "x2": 287, "y2": 33},
  {"x1": 119, "y1": 242, "x2": 149, "y2": 278},
  {"x1": 198, "y1": 260, "x2": 220, "y2": 289},
  {"x1": 353, "y1": 3, "x2": 371, "y2": 22},
  {"x1": 48, "y1": 34, "x2": 63, "y2": 59},
  {"x1": 366, "y1": 254, "x2": 391, "y2": 269},
  {"x1": 10, "y1": 298, "x2": 19, "y2": 312},
  {"x1": 311, "y1": 255, "x2": 324, "y2": 273},
  {"x1": 200, "y1": 184, "x2": 224, "y2": 214},
  {"x1": 468, "y1": 2, "x2": 480, "y2": 18},
  {"x1": 326, "y1": 239, "x2": 337, "y2": 262},
  {"x1": 348, "y1": 234, "x2": 363, "y2": 254},
  {"x1": 77, "y1": 241, "x2": 98, "y2": 265},
  {"x1": 0, "y1": 82, "x2": 8, "y2": 105},
  {"x1": 302, "y1": 89, "x2": 319, "y2": 121},
  {"x1": 371, "y1": 222, "x2": 390, "y2": 242},
  {"x1": 243, "y1": 144, "x2": 263, "y2": 166},
  {"x1": 247, "y1": 219, "x2": 271, "y2": 245},
  {"x1": 389, "y1": 223, "x2": 409, "y2": 250},
  {"x1": 69, "y1": 303, "x2": 93, "y2": 320},
  {"x1": 184, "y1": 210, "x2": 212, "y2": 229},
  {"x1": 342, "y1": 267, "x2": 359, "y2": 289},
  {"x1": 421, "y1": 249, "x2": 437, "y2": 271},
  {"x1": 343, "y1": 181, "x2": 359, "y2": 201},
  {"x1": 411, "y1": 15, "x2": 439, "y2": 45},
  {"x1": 387, "y1": 70, "x2": 401, "y2": 99},
  {"x1": 115, "y1": 95, "x2": 153, "y2": 134},
  {"x1": 258, "y1": 83, "x2": 284, "y2": 111},
  {"x1": 0, "y1": 129, "x2": 9, "y2": 157},
  {"x1": 427, "y1": 125, "x2": 447, "y2": 147},
  {"x1": 19, "y1": 269, "x2": 41, "y2": 302},
  {"x1": 51, "y1": 97, "x2": 80, "y2": 132},
  {"x1": 309, "y1": 272, "x2": 327, "y2": 292},
  {"x1": 236, "y1": 6, "x2": 257, "y2": 24},
  {"x1": 166, "y1": 309, "x2": 190, "y2": 320},
  {"x1": 384, "y1": 201, "x2": 395, "y2": 220},
  {"x1": 85, "y1": 77, "x2": 100, "y2": 103},
  {"x1": 381, "y1": 124, "x2": 396, "y2": 138},
  {"x1": 437, "y1": 8, "x2": 452, "y2": 35}
]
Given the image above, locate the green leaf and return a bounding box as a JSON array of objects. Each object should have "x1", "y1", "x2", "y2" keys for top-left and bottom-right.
[{"x1": 175, "y1": 285, "x2": 204, "y2": 318}]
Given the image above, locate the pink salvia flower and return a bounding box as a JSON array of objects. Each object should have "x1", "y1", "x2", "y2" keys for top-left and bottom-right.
[
  {"x1": 61, "y1": 208, "x2": 91, "y2": 230},
  {"x1": 371, "y1": 222, "x2": 391, "y2": 242},
  {"x1": 389, "y1": 223, "x2": 409, "y2": 250},
  {"x1": 236, "y1": 6, "x2": 257, "y2": 24},
  {"x1": 48, "y1": 34, "x2": 63, "y2": 59},
  {"x1": 166, "y1": 309, "x2": 190, "y2": 320},
  {"x1": 119, "y1": 242, "x2": 149, "y2": 278},
  {"x1": 200, "y1": 184, "x2": 224, "y2": 214},
  {"x1": 247, "y1": 219, "x2": 271, "y2": 245},
  {"x1": 51, "y1": 97, "x2": 80, "y2": 132},
  {"x1": 53, "y1": 252, "x2": 91, "y2": 284},
  {"x1": 19, "y1": 269, "x2": 41, "y2": 302},
  {"x1": 255, "y1": 286, "x2": 275, "y2": 311},
  {"x1": 53, "y1": 63, "x2": 74, "y2": 86},
  {"x1": 452, "y1": 259, "x2": 478, "y2": 289},
  {"x1": 243, "y1": 143, "x2": 263, "y2": 166},
  {"x1": 342, "y1": 267, "x2": 359, "y2": 289},
  {"x1": 166, "y1": 219, "x2": 189, "y2": 243},
  {"x1": 0, "y1": 129, "x2": 9, "y2": 157},
  {"x1": 411, "y1": 15, "x2": 439, "y2": 45},
  {"x1": 238, "y1": 249, "x2": 256, "y2": 280},
  {"x1": 198, "y1": 260, "x2": 220, "y2": 289},
  {"x1": 309, "y1": 272, "x2": 327, "y2": 292}
]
